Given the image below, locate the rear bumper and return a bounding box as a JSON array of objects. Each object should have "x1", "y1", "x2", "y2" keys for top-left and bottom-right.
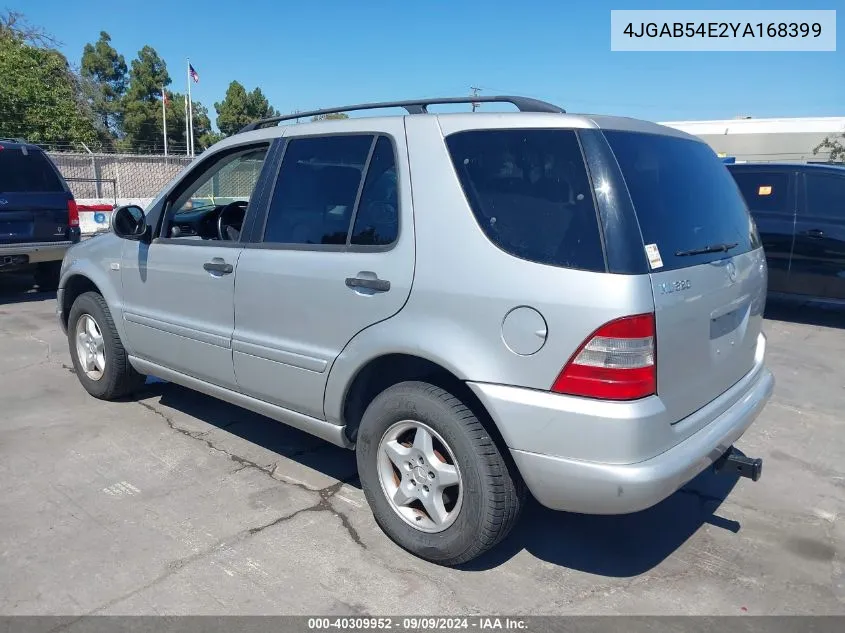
[
  {"x1": 0, "y1": 240, "x2": 74, "y2": 265},
  {"x1": 469, "y1": 364, "x2": 774, "y2": 515}
]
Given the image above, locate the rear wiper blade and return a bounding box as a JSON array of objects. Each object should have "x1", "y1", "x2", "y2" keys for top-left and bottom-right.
[{"x1": 675, "y1": 242, "x2": 738, "y2": 257}]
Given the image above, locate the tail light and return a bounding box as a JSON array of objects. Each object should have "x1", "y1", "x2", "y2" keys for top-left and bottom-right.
[
  {"x1": 551, "y1": 313, "x2": 656, "y2": 401},
  {"x1": 68, "y1": 199, "x2": 79, "y2": 227}
]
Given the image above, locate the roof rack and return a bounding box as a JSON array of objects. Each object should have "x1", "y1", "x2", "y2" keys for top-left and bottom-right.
[
  {"x1": 238, "y1": 95, "x2": 565, "y2": 133},
  {"x1": 0, "y1": 137, "x2": 27, "y2": 144}
]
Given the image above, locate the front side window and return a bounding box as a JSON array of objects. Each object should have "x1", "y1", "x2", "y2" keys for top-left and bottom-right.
[
  {"x1": 445, "y1": 129, "x2": 605, "y2": 272},
  {"x1": 172, "y1": 147, "x2": 269, "y2": 215},
  {"x1": 160, "y1": 145, "x2": 269, "y2": 240},
  {"x1": 804, "y1": 173, "x2": 845, "y2": 220}
]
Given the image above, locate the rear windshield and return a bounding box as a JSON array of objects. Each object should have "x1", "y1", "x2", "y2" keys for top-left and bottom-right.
[
  {"x1": 604, "y1": 131, "x2": 760, "y2": 272},
  {"x1": 0, "y1": 148, "x2": 65, "y2": 193},
  {"x1": 445, "y1": 129, "x2": 605, "y2": 272}
]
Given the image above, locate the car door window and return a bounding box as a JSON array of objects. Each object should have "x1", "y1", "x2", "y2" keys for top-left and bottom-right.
[
  {"x1": 804, "y1": 173, "x2": 845, "y2": 220},
  {"x1": 730, "y1": 171, "x2": 791, "y2": 214},
  {"x1": 263, "y1": 134, "x2": 402, "y2": 247},
  {"x1": 159, "y1": 144, "x2": 270, "y2": 241},
  {"x1": 350, "y1": 136, "x2": 399, "y2": 246}
]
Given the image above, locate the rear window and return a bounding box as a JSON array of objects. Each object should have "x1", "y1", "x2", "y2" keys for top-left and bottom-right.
[
  {"x1": 730, "y1": 170, "x2": 792, "y2": 214},
  {"x1": 0, "y1": 148, "x2": 64, "y2": 193},
  {"x1": 445, "y1": 129, "x2": 605, "y2": 272},
  {"x1": 604, "y1": 131, "x2": 760, "y2": 272}
]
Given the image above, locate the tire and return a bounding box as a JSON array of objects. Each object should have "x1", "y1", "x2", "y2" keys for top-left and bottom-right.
[
  {"x1": 356, "y1": 381, "x2": 526, "y2": 566},
  {"x1": 67, "y1": 291, "x2": 145, "y2": 400},
  {"x1": 34, "y1": 261, "x2": 61, "y2": 290}
]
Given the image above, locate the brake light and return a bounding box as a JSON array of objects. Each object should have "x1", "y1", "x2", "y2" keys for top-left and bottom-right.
[
  {"x1": 551, "y1": 313, "x2": 656, "y2": 401},
  {"x1": 68, "y1": 199, "x2": 79, "y2": 227}
]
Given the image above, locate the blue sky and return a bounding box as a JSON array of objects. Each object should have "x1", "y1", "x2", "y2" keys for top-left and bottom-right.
[{"x1": 20, "y1": 0, "x2": 844, "y2": 125}]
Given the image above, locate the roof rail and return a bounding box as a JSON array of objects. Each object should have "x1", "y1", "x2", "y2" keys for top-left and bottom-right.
[
  {"x1": 238, "y1": 95, "x2": 565, "y2": 133},
  {"x1": 0, "y1": 137, "x2": 27, "y2": 144}
]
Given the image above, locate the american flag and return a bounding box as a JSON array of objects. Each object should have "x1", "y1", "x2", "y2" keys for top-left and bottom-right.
[{"x1": 189, "y1": 63, "x2": 199, "y2": 83}]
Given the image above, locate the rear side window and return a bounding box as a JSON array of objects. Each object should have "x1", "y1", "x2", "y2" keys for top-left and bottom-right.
[
  {"x1": 804, "y1": 173, "x2": 845, "y2": 220},
  {"x1": 604, "y1": 131, "x2": 760, "y2": 271},
  {"x1": 350, "y1": 136, "x2": 398, "y2": 246},
  {"x1": 0, "y1": 148, "x2": 64, "y2": 193},
  {"x1": 263, "y1": 135, "x2": 372, "y2": 244},
  {"x1": 445, "y1": 129, "x2": 605, "y2": 272},
  {"x1": 731, "y1": 171, "x2": 792, "y2": 214}
]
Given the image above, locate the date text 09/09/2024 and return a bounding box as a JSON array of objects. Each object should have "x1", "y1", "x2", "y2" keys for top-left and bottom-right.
[
  {"x1": 307, "y1": 617, "x2": 528, "y2": 630},
  {"x1": 623, "y1": 22, "x2": 823, "y2": 38}
]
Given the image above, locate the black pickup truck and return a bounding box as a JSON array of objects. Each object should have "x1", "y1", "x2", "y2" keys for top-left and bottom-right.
[
  {"x1": 728, "y1": 162, "x2": 845, "y2": 304},
  {"x1": 0, "y1": 139, "x2": 80, "y2": 289}
]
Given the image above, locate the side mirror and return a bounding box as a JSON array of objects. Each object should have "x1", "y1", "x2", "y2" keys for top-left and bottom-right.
[{"x1": 111, "y1": 205, "x2": 148, "y2": 241}]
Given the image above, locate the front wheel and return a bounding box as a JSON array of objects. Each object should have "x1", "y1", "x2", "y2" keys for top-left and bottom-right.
[
  {"x1": 67, "y1": 291, "x2": 145, "y2": 399},
  {"x1": 356, "y1": 381, "x2": 526, "y2": 566}
]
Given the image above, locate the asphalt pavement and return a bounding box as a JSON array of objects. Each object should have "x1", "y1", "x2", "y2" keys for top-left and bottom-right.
[{"x1": 1, "y1": 272, "x2": 843, "y2": 615}]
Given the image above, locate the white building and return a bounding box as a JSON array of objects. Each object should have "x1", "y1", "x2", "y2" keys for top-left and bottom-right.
[{"x1": 658, "y1": 116, "x2": 845, "y2": 163}]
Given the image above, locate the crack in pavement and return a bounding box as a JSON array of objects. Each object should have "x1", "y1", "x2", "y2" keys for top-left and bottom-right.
[
  {"x1": 135, "y1": 399, "x2": 365, "y2": 548},
  {"x1": 71, "y1": 477, "x2": 363, "y2": 622},
  {"x1": 50, "y1": 400, "x2": 369, "y2": 624},
  {"x1": 247, "y1": 478, "x2": 366, "y2": 550}
]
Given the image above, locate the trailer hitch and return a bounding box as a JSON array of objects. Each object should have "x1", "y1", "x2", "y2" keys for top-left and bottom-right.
[{"x1": 714, "y1": 446, "x2": 763, "y2": 482}]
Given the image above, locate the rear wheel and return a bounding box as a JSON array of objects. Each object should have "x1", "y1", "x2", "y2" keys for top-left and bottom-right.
[
  {"x1": 67, "y1": 291, "x2": 145, "y2": 399},
  {"x1": 356, "y1": 381, "x2": 525, "y2": 566},
  {"x1": 34, "y1": 261, "x2": 61, "y2": 290}
]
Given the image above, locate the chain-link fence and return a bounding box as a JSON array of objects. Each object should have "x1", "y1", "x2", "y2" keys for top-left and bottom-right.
[{"x1": 48, "y1": 152, "x2": 193, "y2": 201}]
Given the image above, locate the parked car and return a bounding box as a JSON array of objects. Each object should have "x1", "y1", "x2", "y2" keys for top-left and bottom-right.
[
  {"x1": 0, "y1": 138, "x2": 80, "y2": 289},
  {"x1": 727, "y1": 162, "x2": 845, "y2": 303},
  {"x1": 58, "y1": 97, "x2": 772, "y2": 566}
]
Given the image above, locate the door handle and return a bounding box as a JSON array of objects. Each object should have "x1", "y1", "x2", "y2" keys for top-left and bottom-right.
[
  {"x1": 801, "y1": 229, "x2": 825, "y2": 239},
  {"x1": 203, "y1": 258, "x2": 234, "y2": 274},
  {"x1": 345, "y1": 275, "x2": 390, "y2": 292}
]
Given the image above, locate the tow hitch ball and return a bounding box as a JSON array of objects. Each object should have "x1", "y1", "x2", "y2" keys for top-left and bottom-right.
[{"x1": 714, "y1": 446, "x2": 763, "y2": 482}]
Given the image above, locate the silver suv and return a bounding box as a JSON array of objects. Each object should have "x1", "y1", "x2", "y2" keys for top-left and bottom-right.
[{"x1": 58, "y1": 96, "x2": 774, "y2": 566}]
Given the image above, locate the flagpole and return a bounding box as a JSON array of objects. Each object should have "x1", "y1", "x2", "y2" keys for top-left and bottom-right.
[
  {"x1": 161, "y1": 86, "x2": 168, "y2": 157},
  {"x1": 184, "y1": 95, "x2": 189, "y2": 157},
  {"x1": 186, "y1": 58, "x2": 195, "y2": 158}
]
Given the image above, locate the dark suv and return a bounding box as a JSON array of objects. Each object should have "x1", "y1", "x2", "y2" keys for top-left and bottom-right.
[
  {"x1": 0, "y1": 139, "x2": 80, "y2": 289},
  {"x1": 728, "y1": 162, "x2": 845, "y2": 303}
]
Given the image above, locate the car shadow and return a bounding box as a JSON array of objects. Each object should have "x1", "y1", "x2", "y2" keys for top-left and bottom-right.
[
  {"x1": 765, "y1": 299, "x2": 845, "y2": 329},
  {"x1": 134, "y1": 379, "x2": 742, "y2": 576},
  {"x1": 138, "y1": 379, "x2": 359, "y2": 485},
  {"x1": 462, "y1": 467, "x2": 741, "y2": 575},
  {"x1": 0, "y1": 273, "x2": 57, "y2": 305}
]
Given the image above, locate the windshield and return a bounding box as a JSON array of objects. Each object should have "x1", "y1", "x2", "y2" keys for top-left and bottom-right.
[{"x1": 604, "y1": 130, "x2": 761, "y2": 272}]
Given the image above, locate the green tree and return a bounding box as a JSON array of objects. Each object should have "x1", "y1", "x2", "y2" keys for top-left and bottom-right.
[
  {"x1": 813, "y1": 134, "x2": 845, "y2": 163},
  {"x1": 80, "y1": 31, "x2": 127, "y2": 136},
  {"x1": 214, "y1": 81, "x2": 279, "y2": 136},
  {"x1": 122, "y1": 90, "x2": 216, "y2": 154},
  {"x1": 125, "y1": 45, "x2": 170, "y2": 103},
  {"x1": 0, "y1": 30, "x2": 97, "y2": 145},
  {"x1": 310, "y1": 112, "x2": 349, "y2": 121},
  {"x1": 122, "y1": 45, "x2": 171, "y2": 151}
]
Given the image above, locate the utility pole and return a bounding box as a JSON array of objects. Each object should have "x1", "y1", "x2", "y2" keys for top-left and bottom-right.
[{"x1": 470, "y1": 86, "x2": 481, "y2": 112}]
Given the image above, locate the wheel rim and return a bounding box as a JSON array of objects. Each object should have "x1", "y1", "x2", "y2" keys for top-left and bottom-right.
[
  {"x1": 376, "y1": 420, "x2": 463, "y2": 533},
  {"x1": 75, "y1": 314, "x2": 106, "y2": 381}
]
